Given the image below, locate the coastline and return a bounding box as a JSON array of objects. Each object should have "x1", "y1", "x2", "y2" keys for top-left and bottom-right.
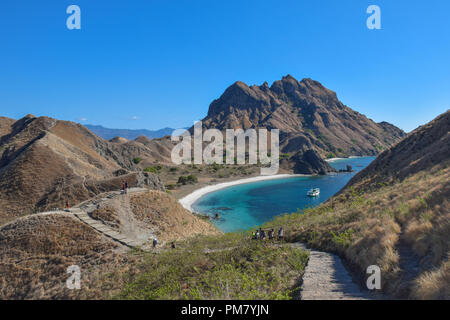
[
  {"x1": 179, "y1": 174, "x2": 302, "y2": 212},
  {"x1": 325, "y1": 156, "x2": 364, "y2": 162},
  {"x1": 179, "y1": 156, "x2": 373, "y2": 213}
]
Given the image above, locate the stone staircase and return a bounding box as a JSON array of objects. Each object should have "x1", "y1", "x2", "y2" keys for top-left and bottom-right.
[
  {"x1": 291, "y1": 243, "x2": 371, "y2": 300},
  {"x1": 71, "y1": 208, "x2": 144, "y2": 249},
  {"x1": 70, "y1": 188, "x2": 153, "y2": 250}
]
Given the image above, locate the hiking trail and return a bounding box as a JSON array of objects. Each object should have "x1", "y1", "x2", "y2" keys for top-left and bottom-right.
[{"x1": 291, "y1": 243, "x2": 371, "y2": 300}]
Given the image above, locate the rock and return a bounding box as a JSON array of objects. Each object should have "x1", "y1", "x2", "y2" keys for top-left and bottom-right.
[
  {"x1": 290, "y1": 150, "x2": 336, "y2": 175},
  {"x1": 136, "y1": 172, "x2": 165, "y2": 191},
  {"x1": 113, "y1": 168, "x2": 129, "y2": 176}
]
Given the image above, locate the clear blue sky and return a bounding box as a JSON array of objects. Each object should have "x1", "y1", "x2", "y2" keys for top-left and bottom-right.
[{"x1": 1, "y1": 0, "x2": 449, "y2": 132}]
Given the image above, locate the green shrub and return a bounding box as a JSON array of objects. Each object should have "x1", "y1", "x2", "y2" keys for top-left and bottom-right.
[
  {"x1": 132, "y1": 157, "x2": 142, "y2": 164},
  {"x1": 144, "y1": 165, "x2": 162, "y2": 173},
  {"x1": 116, "y1": 235, "x2": 309, "y2": 300},
  {"x1": 177, "y1": 175, "x2": 198, "y2": 185}
]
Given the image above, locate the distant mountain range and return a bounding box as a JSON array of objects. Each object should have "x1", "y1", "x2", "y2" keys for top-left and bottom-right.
[{"x1": 84, "y1": 124, "x2": 179, "y2": 140}]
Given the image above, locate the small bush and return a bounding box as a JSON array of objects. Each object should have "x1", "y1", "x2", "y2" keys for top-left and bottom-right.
[
  {"x1": 144, "y1": 165, "x2": 162, "y2": 173},
  {"x1": 177, "y1": 175, "x2": 198, "y2": 185}
]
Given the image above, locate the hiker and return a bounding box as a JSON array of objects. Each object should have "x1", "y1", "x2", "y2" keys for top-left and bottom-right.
[
  {"x1": 153, "y1": 237, "x2": 158, "y2": 248},
  {"x1": 268, "y1": 229, "x2": 274, "y2": 240},
  {"x1": 65, "y1": 200, "x2": 70, "y2": 209},
  {"x1": 252, "y1": 231, "x2": 256, "y2": 239},
  {"x1": 124, "y1": 181, "x2": 129, "y2": 194},
  {"x1": 214, "y1": 213, "x2": 219, "y2": 220},
  {"x1": 254, "y1": 230, "x2": 259, "y2": 240},
  {"x1": 278, "y1": 227, "x2": 284, "y2": 240},
  {"x1": 171, "y1": 242, "x2": 176, "y2": 249},
  {"x1": 121, "y1": 181, "x2": 125, "y2": 194},
  {"x1": 260, "y1": 229, "x2": 266, "y2": 240}
]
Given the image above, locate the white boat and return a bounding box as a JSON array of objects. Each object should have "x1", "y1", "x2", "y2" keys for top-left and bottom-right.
[{"x1": 307, "y1": 188, "x2": 320, "y2": 197}]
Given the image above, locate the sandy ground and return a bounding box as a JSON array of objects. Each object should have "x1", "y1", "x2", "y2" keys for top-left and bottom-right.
[{"x1": 178, "y1": 174, "x2": 304, "y2": 212}]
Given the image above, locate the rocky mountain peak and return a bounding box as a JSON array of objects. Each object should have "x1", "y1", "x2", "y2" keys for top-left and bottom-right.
[{"x1": 202, "y1": 75, "x2": 406, "y2": 157}]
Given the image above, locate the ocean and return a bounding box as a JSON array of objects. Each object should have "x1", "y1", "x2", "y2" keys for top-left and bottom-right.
[{"x1": 192, "y1": 157, "x2": 375, "y2": 232}]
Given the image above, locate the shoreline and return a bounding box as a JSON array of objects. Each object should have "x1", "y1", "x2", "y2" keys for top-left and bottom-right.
[
  {"x1": 325, "y1": 156, "x2": 365, "y2": 162},
  {"x1": 179, "y1": 156, "x2": 373, "y2": 212},
  {"x1": 179, "y1": 174, "x2": 303, "y2": 212}
]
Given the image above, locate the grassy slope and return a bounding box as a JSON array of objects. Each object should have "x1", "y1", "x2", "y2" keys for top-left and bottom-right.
[
  {"x1": 117, "y1": 233, "x2": 309, "y2": 300},
  {"x1": 0, "y1": 214, "x2": 139, "y2": 299},
  {"x1": 265, "y1": 161, "x2": 449, "y2": 299}
]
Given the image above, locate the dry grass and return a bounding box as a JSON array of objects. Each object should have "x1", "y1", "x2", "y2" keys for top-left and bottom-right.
[
  {"x1": 412, "y1": 258, "x2": 450, "y2": 300},
  {"x1": 90, "y1": 207, "x2": 120, "y2": 229},
  {"x1": 0, "y1": 214, "x2": 140, "y2": 299},
  {"x1": 130, "y1": 190, "x2": 220, "y2": 242}
]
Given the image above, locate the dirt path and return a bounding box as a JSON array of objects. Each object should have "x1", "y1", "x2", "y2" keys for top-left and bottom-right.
[
  {"x1": 393, "y1": 233, "x2": 423, "y2": 297},
  {"x1": 0, "y1": 188, "x2": 154, "y2": 251},
  {"x1": 291, "y1": 243, "x2": 371, "y2": 300},
  {"x1": 73, "y1": 187, "x2": 155, "y2": 250}
]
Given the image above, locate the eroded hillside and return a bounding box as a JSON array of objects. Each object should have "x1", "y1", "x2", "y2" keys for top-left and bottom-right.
[{"x1": 0, "y1": 115, "x2": 165, "y2": 224}]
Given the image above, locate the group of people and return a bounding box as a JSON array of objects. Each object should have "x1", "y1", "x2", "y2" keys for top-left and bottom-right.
[
  {"x1": 252, "y1": 227, "x2": 284, "y2": 241},
  {"x1": 152, "y1": 237, "x2": 176, "y2": 249},
  {"x1": 121, "y1": 180, "x2": 129, "y2": 194}
]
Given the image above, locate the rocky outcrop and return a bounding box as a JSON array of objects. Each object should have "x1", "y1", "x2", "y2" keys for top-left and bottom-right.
[{"x1": 288, "y1": 150, "x2": 336, "y2": 175}]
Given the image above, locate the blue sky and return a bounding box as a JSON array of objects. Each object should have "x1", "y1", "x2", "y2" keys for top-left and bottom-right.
[{"x1": 1, "y1": 0, "x2": 449, "y2": 132}]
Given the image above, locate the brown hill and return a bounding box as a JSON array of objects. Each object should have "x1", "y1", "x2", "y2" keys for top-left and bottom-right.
[
  {"x1": 345, "y1": 109, "x2": 450, "y2": 190},
  {"x1": 201, "y1": 75, "x2": 405, "y2": 158},
  {"x1": 109, "y1": 135, "x2": 174, "y2": 166},
  {"x1": 109, "y1": 136, "x2": 128, "y2": 144},
  {"x1": 0, "y1": 115, "x2": 165, "y2": 224},
  {"x1": 0, "y1": 188, "x2": 219, "y2": 299},
  {"x1": 0, "y1": 116, "x2": 15, "y2": 138},
  {"x1": 0, "y1": 213, "x2": 130, "y2": 299}
]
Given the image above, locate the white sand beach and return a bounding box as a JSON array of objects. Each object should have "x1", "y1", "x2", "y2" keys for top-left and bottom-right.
[
  {"x1": 324, "y1": 157, "x2": 344, "y2": 162},
  {"x1": 325, "y1": 156, "x2": 365, "y2": 162},
  {"x1": 179, "y1": 174, "x2": 299, "y2": 212}
]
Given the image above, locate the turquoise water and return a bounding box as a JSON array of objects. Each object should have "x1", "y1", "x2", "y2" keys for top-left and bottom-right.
[{"x1": 192, "y1": 157, "x2": 375, "y2": 232}]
